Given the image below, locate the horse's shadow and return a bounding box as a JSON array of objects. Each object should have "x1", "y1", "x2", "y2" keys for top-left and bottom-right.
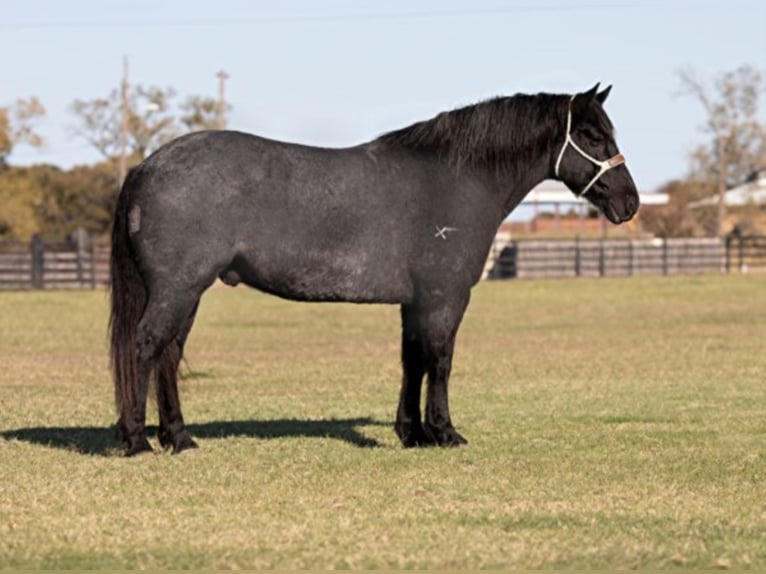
[{"x1": 1, "y1": 417, "x2": 388, "y2": 456}]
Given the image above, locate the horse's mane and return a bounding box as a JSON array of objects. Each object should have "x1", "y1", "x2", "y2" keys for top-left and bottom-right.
[{"x1": 375, "y1": 93, "x2": 567, "y2": 174}]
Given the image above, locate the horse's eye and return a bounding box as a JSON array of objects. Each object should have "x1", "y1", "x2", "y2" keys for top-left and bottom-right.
[{"x1": 582, "y1": 129, "x2": 602, "y2": 144}]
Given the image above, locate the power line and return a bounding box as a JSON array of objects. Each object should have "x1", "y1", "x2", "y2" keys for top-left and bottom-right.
[{"x1": 2, "y1": 3, "x2": 643, "y2": 31}]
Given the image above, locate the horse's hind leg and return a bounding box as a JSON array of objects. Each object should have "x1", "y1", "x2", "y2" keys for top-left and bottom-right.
[
  {"x1": 119, "y1": 285, "x2": 201, "y2": 456},
  {"x1": 394, "y1": 303, "x2": 431, "y2": 447},
  {"x1": 156, "y1": 301, "x2": 200, "y2": 454}
]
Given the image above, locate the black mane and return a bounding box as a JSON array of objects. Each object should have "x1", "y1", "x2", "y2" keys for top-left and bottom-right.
[{"x1": 375, "y1": 93, "x2": 565, "y2": 174}]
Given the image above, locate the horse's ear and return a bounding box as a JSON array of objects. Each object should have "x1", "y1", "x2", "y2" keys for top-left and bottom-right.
[
  {"x1": 596, "y1": 85, "x2": 612, "y2": 105},
  {"x1": 572, "y1": 83, "x2": 600, "y2": 115}
]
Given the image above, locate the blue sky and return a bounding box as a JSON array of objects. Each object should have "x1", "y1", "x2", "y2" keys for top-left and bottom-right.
[{"x1": 2, "y1": 0, "x2": 764, "y2": 194}]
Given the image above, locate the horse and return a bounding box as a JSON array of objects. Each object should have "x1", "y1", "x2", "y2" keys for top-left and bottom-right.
[{"x1": 109, "y1": 83, "x2": 639, "y2": 456}]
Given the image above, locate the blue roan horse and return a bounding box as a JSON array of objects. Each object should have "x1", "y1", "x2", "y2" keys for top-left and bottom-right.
[{"x1": 110, "y1": 83, "x2": 639, "y2": 456}]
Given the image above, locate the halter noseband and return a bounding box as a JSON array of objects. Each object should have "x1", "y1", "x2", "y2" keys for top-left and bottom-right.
[{"x1": 554, "y1": 96, "x2": 625, "y2": 196}]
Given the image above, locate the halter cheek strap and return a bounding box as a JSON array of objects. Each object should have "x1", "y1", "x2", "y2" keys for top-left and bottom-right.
[{"x1": 554, "y1": 96, "x2": 625, "y2": 196}]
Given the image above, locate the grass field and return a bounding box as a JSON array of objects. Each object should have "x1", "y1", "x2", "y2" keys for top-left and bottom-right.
[{"x1": 0, "y1": 275, "x2": 764, "y2": 568}]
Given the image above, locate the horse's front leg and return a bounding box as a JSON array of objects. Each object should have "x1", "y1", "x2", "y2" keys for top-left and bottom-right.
[
  {"x1": 419, "y1": 291, "x2": 470, "y2": 447},
  {"x1": 395, "y1": 303, "x2": 431, "y2": 447}
]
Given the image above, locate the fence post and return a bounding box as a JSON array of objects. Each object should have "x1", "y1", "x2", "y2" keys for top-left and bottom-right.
[
  {"x1": 508, "y1": 241, "x2": 518, "y2": 278},
  {"x1": 574, "y1": 236, "x2": 581, "y2": 277},
  {"x1": 90, "y1": 242, "x2": 98, "y2": 289},
  {"x1": 73, "y1": 227, "x2": 88, "y2": 287},
  {"x1": 31, "y1": 234, "x2": 44, "y2": 289},
  {"x1": 737, "y1": 234, "x2": 745, "y2": 272},
  {"x1": 662, "y1": 237, "x2": 669, "y2": 276},
  {"x1": 627, "y1": 239, "x2": 634, "y2": 276},
  {"x1": 598, "y1": 239, "x2": 605, "y2": 277},
  {"x1": 724, "y1": 235, "x2": 731, "y2": 273}
]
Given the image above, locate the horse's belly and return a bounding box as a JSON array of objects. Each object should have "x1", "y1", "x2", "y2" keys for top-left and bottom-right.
[{"x1": 231, "y1": 248, "x2": 414, "y2": 304}]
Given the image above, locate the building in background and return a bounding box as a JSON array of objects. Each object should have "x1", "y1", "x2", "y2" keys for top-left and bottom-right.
[{"x1": 504, "y1": 179, "x2": 668, "y2": 237}]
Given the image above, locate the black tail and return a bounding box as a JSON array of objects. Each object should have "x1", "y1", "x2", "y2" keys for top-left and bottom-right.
[{"x1": 109, "y1": 169, "x2": 147, "y2": 423}]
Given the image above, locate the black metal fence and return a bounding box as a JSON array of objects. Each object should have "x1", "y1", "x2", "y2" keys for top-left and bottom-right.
[
  {"x1": 487, "y1": 235, "x2": 766, "y2": 279},
  {"x1": 725, "y1": 234, "x2": 766, "y2": 273}
]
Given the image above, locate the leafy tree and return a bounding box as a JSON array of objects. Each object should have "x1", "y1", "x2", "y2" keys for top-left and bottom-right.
[
  {"x1": 0, "y1": 165, "x2": 46, "y2": 240},
  {"x1": 36, "y1": 162, "x2": 117, "y2": 239},
  {"x1": 0, "y1": 97, "x2": 45, "y2": 166},
  {"x1": 678, "y1": 65, "x2": 766, "y2": 235},
  {"x1": 0, "y1": 162, "x2": 116, "y2": 241}
]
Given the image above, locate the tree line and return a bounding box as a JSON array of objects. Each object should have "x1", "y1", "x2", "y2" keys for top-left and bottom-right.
[
  {"x1": 1, "y1": 65, "x2": 764, "y2": 242},
  {"x1": 0, "y1": 83, "x2": 227, "y2": 242}
]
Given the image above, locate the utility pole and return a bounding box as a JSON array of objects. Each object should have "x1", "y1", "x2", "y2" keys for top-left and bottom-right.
[
  {"x1": 216, "y1": 69, "x2": 229, "y2": 130},
  {"x1": 119, "y1": 56, "x2": 129, "y2": 187}
]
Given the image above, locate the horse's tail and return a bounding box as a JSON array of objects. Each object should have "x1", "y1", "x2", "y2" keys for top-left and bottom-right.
[{"x1": 109, "y1": 168, "x2": 147, "y2": 422}]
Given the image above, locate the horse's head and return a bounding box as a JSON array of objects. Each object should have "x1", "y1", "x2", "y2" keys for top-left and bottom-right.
[{"x1": 554, "y1": 84, "x2": 639, "y2": 224}]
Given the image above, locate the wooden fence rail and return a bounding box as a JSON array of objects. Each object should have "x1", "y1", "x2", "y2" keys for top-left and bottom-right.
[
  {"x1": 0, "y1": 235, "x2": 109, "y2": 290},
  {"x1": 1, "y1": 233, "x2": 764, "y2": 290}
]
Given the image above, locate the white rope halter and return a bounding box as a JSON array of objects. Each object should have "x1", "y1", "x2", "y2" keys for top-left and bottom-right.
[{"x1": 554, "y1": 96, "x2": 625, "y2": 196}]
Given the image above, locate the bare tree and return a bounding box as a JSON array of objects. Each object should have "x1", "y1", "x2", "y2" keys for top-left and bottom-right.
[
  {"x1": 678, "y1": 65, "x2": 766, "y2": 236},
  {"x1": 179, "y1": 95, "x2": 226, "y2": 132},
  {"x1": 128, "y1": 85, "x2": 179, "y2": 158},
  {"x1": 71, "y1": 82, "x2": 232, "y2": 186},
  {"x1": 639, "y1": 179, "x2": 717, "y2": 237},
  {"x1": 0, "y1": 97, "x2": 46, "y2": 166},
  {"x1": 70, "y1": 85, "x2": 179, "y2": 163}
]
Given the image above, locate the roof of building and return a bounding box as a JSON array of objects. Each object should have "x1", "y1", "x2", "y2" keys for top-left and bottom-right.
[
  {"x1": 523, "y1": 179, "x2": 668, "y2": 206},
  {"x1": 690, "y1": 171, "x2": 766, "y2": 208}
]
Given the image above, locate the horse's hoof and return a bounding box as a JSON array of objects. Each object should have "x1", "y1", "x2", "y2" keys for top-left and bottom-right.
[
  {"x1": 158, "y1": 429, "x2": 173, "y2": 450},
  {"x1": 402, "y1": 435, "x2": 435, "y2": 448},
  {"x1": 448, "y1": 430, "x2": 469, "y2": 447},
  {"x1": 124, "y1": 436, "x2": 154, "y2": 457},
  {"x1": 396, "y1": 422, "x2": 436, "y2": 448},
  {"x1": 425, "y1": 424, "x2": 468, "y2": 447},
  {"x1": 159, "y1": 427, "x2": 198, "y2": 454},
  {"x1": 172, "y1": 435, "x2": 199, "y2": 455}
]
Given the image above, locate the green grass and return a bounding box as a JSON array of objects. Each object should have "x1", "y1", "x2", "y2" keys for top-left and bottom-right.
[{"x1": 0, "y1": 275, "x2": 765, "y2": 569}]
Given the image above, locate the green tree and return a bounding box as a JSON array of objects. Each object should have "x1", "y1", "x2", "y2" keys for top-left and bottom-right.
[
  {"x1": 0, "y1": 162, "x2": 116, "y2": 241},
  {"x1": 0, "y1": 165, "x2": 46, "y2": 240},
  {"x1": 35, "y1": 162, "x2": 117, "y2": 239}
]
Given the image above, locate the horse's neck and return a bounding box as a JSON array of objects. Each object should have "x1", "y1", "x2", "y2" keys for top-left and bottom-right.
[
  {"x1": 491, "y1": 138, "x2": 557, "y2": 218},
  {"x1": 490, "y1": 103, "x2": 561, "y2": 214},
  {"x1": 498, "y1": 169, "x2": 547, "y2": 219}
]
